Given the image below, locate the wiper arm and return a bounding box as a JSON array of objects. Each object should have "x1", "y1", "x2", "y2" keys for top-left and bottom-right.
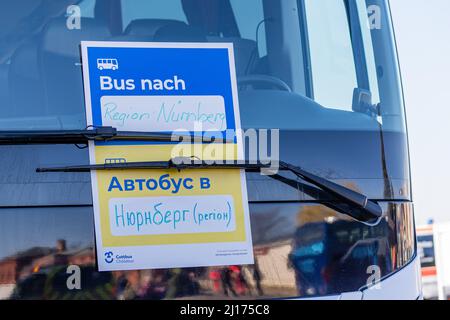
[
  {"x1": 0, "y1": 127, "x2": 231, "y2": 144},
  {"x1": 36, "y1": 157, "x2": 383, "y2": 223},
  {"x1": 276, "y1": 161, "x2": 382, "y2": 224}
]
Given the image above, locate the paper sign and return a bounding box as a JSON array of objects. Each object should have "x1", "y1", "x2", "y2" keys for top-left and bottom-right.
[{"x1": 81, "y1": 42, "x2": 254, "y2": 271}]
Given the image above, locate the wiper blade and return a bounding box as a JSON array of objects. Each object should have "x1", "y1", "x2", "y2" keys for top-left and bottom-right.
[
  {"x1": 0, "y1": 127, "x2": 231, "y2": 144},
  {"x1": 36, "y1": 157, "x2": 383, "y2": 223}
]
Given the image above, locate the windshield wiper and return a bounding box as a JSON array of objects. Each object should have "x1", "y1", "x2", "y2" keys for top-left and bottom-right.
[
  {"x1": 0, "y1": 126, "x2": 231, "y2": 145},
  {"x1": 36, "y1": 157, "x2": 383, "y2": 224}
]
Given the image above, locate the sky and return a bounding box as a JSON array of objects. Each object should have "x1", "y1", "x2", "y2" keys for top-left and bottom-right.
[{"x1": 390, "y1": 0, "x2": 450, "y2": 225}]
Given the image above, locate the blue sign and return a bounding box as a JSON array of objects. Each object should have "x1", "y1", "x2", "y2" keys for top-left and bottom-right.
[{"x1": 82, "y1": 42, "x2": 241, "y2": 138}]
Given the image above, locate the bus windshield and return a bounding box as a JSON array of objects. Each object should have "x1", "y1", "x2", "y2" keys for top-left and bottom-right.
[
  {"x1": 0, "y1": 0, "x2": 417, "y2": 300},
  {"x1": 0, "y1": 0, "x2": 405, "y2": 134}
]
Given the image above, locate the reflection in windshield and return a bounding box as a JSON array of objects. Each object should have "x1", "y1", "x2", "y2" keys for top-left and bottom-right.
[{"x1": 0, "y1": 202, "x2": 415, "y2": 300}]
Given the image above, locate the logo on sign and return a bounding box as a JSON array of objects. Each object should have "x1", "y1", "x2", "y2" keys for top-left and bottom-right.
[
  {"x1": 97, "y1": 58, "x2": 119, "y2": 71},
  {"x1": 104, "y1": 251, "x2": 114, "y2": 263}
]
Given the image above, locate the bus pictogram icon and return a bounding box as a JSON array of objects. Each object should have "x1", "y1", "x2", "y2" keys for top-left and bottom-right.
[{"x1": 97, "y1": 58, "x2": 118, "y2": 70}]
